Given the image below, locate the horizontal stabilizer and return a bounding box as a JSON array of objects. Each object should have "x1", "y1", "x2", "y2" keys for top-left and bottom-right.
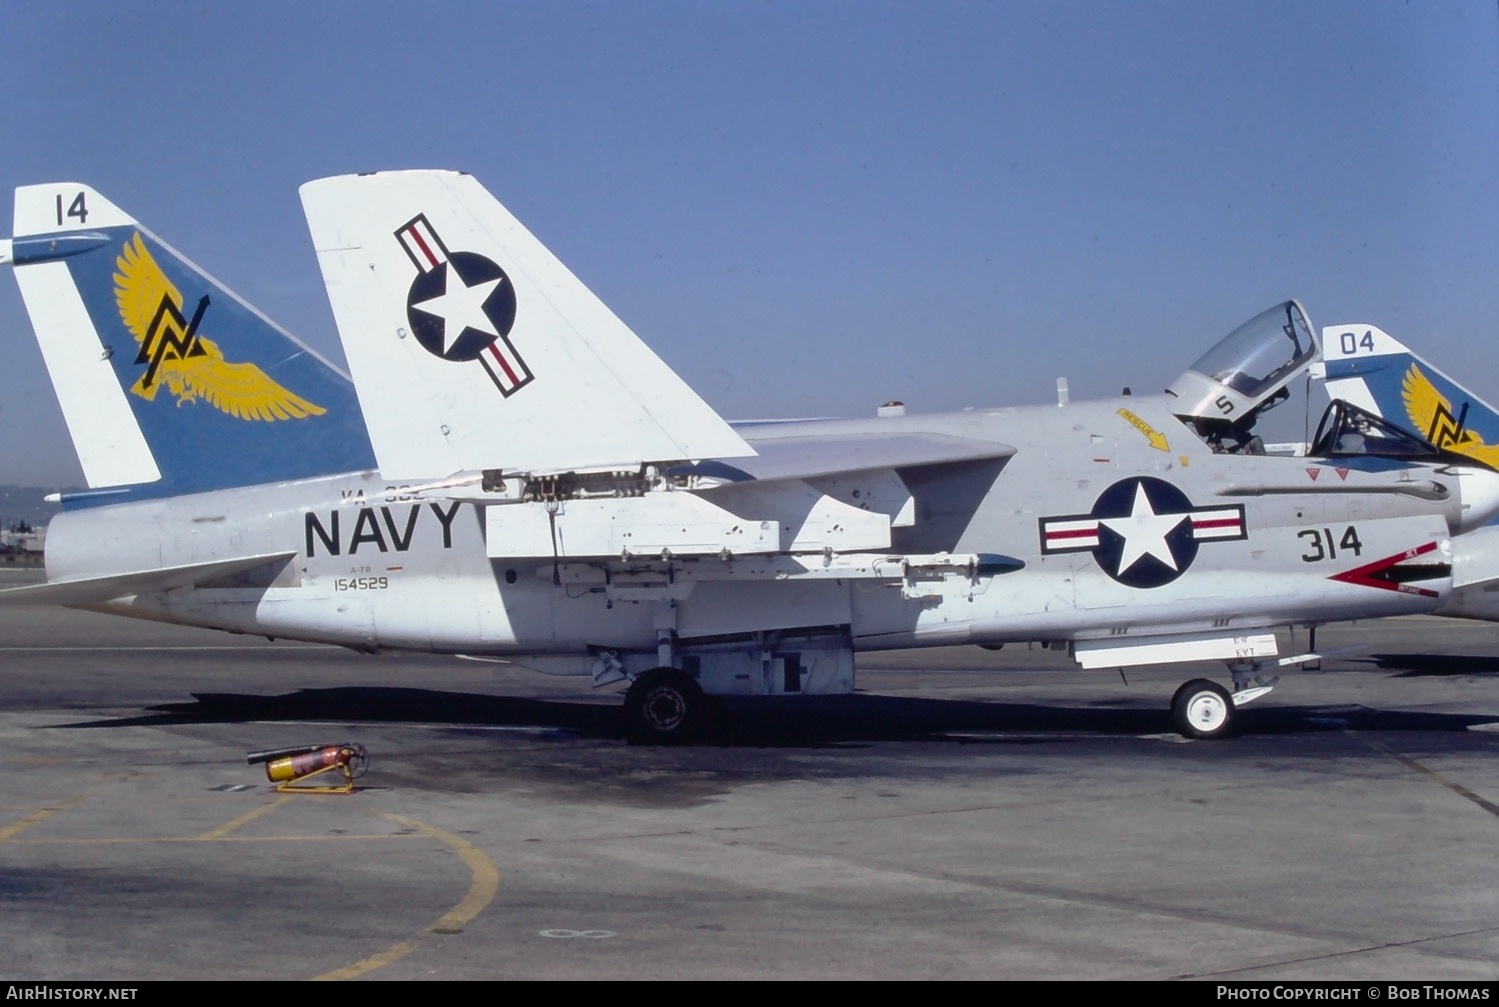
[
  {"x1": 1436, "y1": 525, "x2": 1499, "y2": 621},
  {"x1": 0, "y1": 551, "x2": 296, "y2": 606},
  {"x1": 300, "y1": 170, "x2": 754, "y2": 480}
]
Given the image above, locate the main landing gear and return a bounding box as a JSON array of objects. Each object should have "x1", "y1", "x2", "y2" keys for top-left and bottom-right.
[{"x1": 623, "y1": 668, "x2": 711, "y2": 744}]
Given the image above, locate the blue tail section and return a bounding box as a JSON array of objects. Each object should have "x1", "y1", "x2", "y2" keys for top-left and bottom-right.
[
  {"x1": 1321, "y1": 323, "x2": 1499, "y2": 470},
  {"x1": 9, "y1": 183, "x2": 376, "y2": 503}
]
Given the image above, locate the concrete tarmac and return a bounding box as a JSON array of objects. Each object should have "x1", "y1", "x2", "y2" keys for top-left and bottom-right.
[{"x1": 1, "y1": 574, "x2": 1497, "y2": 980}]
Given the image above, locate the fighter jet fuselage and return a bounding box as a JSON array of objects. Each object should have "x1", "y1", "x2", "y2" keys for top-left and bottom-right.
[{"x1": 45, "y1": 390, "x2": 1487, "y2": 670}]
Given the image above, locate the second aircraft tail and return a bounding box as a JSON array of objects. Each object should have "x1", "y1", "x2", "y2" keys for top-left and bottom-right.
[
  {"x1": 1321, "y1": 323, "x2": 1499, "y2": 471},
  {"x1": 1322, "y1": 322, "x2": 1499, "y2": 618},
  {"x1": 8, "y1": 183, "x2": 375, "y2": 500}
]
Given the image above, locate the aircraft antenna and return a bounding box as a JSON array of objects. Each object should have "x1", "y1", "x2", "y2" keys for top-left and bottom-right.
[{"x1": 1303, "y1": 372, "x2": 1313, "y2": 447}]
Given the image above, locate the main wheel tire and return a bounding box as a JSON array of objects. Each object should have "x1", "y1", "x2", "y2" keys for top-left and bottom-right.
[
  {"x1": 624, "y1": 669, "x2": 708, "y2": 744},
  {"x1": 1170, "y1": 679, "x2": 1235, "y2": 739}
]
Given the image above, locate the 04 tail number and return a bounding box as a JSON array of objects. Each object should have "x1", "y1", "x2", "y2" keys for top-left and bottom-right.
[
  {"x1": 1337, "y1": 330, "x2": 1376, "y2": 355},
  {"x1": 1299, "y1": 526, "x2": 1363, "y2": 563}
]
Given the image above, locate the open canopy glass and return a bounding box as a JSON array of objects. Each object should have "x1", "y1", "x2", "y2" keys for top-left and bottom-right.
[{"x1": 1167, "y1": 300, "x2": 1319, "y2": 426}]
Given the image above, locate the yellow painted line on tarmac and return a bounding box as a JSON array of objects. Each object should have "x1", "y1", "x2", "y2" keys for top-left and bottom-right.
[
  {"x1": 313, "y1": 811, "x2": 500, "y2": 981},
  {"x1": 1365, "y1": 738, "x2": 1499, "y2": 818},
  {"x1": 0, "y1": 794, "x2": 92, "y2": 841},
  {"x1": 0, "y1": 790, "x2": 498, "y2": 980},
  {"x1": 197, "y1": 794, "x2": 295, "y2": 840}
]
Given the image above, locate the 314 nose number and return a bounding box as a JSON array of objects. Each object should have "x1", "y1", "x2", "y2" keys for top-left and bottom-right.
[{"x1": 1299, "y1": 526, "x2": 1363, "y2": 563}]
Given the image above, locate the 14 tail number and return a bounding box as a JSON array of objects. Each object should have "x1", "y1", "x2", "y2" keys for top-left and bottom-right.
[{"x1": 55, "y1": 192, "x2": 88, "y2": 226}]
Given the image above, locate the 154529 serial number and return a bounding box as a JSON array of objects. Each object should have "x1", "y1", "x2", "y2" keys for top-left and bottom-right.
[{"x1": 334, "y1": 576, "x2": 389, "y2": 591}]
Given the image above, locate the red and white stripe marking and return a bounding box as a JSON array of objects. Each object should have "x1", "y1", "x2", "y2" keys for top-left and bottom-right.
[
  {"x1": 1042, "y1": 518, "x2": 1101, "y2": 551},
  {"x1": 1190, "y1": 508, "x2": 1245, "y2": 540},
  {"x1": 396, "y1": 215, "x2": 447, "y2": 272},
  {"x1": 479, "y1": 338, "x2": 532, "y2": 395},
  {"x1": 1041, "y1": 505, "x2": 1245, "y2": 555}
]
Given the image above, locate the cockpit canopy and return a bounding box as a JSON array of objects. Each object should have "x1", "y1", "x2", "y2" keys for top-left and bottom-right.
[
  {"x1": 1167, "y1": 300, "x2": 1318, "y2": 427},
  {"x1": 1308, "y1": 399, "x2": 1443, "y2": 461},
  {"x1": 1165, "y1": 299, "x2": 1491, "y2": 467}
]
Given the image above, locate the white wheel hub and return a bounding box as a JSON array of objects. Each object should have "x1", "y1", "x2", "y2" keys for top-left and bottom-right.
[{"x1": 1185, "y1": 690, "x2": 1228, "y2": 732}]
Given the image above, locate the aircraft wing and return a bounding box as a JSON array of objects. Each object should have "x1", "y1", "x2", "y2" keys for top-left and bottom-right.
[
  {"x1": 479, "y1": 430, "x2": 1015, "y2": 560},
  {"x1": 0, "y1": 551, "x2": 297, "y2": 606},
  {"x1": 671, "y1": 432, "x2": 1016, "y2": 484}
]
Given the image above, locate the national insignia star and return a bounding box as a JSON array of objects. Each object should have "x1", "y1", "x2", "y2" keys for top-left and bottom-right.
[
  {"x1": 412, "y1": 263, "x2": 502, "y2": 354},
  {"x1": 1099, "y1": 482, "x2": 1187, "y2": 574}
]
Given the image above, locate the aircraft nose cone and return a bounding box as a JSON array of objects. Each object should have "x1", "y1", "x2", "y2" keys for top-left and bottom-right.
[{"x1": 1454, "y1": 466, "x2": 1499, "y2": 534}]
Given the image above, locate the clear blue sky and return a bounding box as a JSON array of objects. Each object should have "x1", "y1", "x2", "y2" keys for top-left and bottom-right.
[{"x1": 2, "y1": 1, "x2": 1496, "y2": 485}]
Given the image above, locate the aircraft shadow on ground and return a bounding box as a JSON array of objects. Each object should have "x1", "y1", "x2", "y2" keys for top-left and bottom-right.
[
  {"x1": 1364, "y1": 653, "x2": 1499, "y2": 678},
  {"x1": 49, "y1": 686, "x2": 1497, "y2": 746}
]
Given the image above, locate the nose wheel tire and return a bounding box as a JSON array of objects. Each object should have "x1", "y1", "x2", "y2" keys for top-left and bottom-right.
[
  {"x1": 624, "y1": 669, "x2": 708, "y2": 744},
  {"x1": 1171, "y1": 679, "x2": 1236, "y2": 739}
]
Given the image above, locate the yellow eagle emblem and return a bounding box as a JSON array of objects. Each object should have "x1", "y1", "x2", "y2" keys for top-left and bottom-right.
[
  {"x1": 114, "y1": 233, "x2": 325, "y2": 421},
  {"x1": 1401, "y1": 362, "x2": 1499, "y2": 467}
]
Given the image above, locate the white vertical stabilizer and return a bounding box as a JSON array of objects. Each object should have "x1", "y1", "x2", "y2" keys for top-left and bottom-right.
[
  {"x1": 300, "y1": 170, "x2": 753, "y2": 480},
  {"x1": 11, "y1": 183, "x2": 160, "y2": 488}
]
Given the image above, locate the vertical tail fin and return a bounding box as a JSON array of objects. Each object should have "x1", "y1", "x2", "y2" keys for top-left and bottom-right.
[
  {"x1": 1321, "y1": 323, "x2": 1499, "y2": 469},
  {"x1": 8, "y1": 183, "x2": 375, "y2": 498},
  {"x1": 299, "y1": 170, "x2": 752, "y2": 481}
]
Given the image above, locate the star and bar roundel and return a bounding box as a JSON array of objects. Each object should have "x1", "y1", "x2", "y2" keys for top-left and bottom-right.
[
  {"x1": 395, "y1": 214, "x2": 533, "y2": 397},
  {"x1": 1039, "y1": 477, "x2": 1247, "y2": 588}
]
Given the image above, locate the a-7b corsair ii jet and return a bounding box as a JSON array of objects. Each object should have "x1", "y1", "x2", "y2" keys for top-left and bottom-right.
[{"x1": 4, "y1": 172, "x2": 1498, "y2": 742}]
